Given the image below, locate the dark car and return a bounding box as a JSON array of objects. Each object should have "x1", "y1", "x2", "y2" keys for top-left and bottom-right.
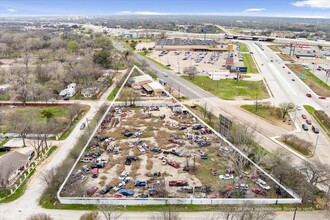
[
  {"x1": 275, "y1": 185, "x2": 288, "y2": 197},
  {"x1": 318, "y1": 96, "x2": 326, "y2": 99},
  {"x1": 306, "y1": 93, "x2": 312, "y2": 98},
  {"x1": 151, "y1": 148, "x2": 162, "y2": 153},
  {"x1": 312, "y1": 125, "x2": 319, "y2": 134},
  {"x1": 100, "y1": 185, "x2": 113, "y2": 195},
  {"x1": 0, "y1": 147, "x2": 10, "y2": 152},
  {"x1": 91, "y1": 163, "x2": 103, "y2": 169},
  {"x1": 137, "y1": 194, "x2": 149, "y2": 198},
  {"x1": 306, "y1": 119, "x2": 312, "y2": 125},
  {"x1": 302, "y1": 124, "x2": 308, "y2": 131},
  {"x1": 179, "y1": 126, "x2": 187, "y2": 130}
]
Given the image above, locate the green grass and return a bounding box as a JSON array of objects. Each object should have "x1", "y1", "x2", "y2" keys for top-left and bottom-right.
[
  {"x1": 279, "y1": 138, "x2": 312, "y2": 157},
  {"x1": 46, "y1": 146, "x2": 57, "y2": 157},
  {"x1": 287, "y1": 64, "x2": 330, "y2": 97},
  {"x1": 0, "y1": 169, "x2": 35, "y2": 203},
  {"x1": 58, "y1": 106, "x2": 89, "y2": 140},
  {"x1": 236, "y1": 42, "x2": 249, "y2": 52},
  {"x1": 241, "y1": 105, "x2": 292, "y2": 128},
  {"x1": 137, "y1": 52, "x2": 172, "y2": 70},
  {"x1": 15, "y1": 106, "x2": 69, "y2": 122},
  {"x1": 242, "y1": 54, "x2": 259, "y2": 73},
  {"x1": 181, "y1": 76, "x2": 269, "y2": 100},
  {"x1": 107, "y1": 86, "x2": 120, "y2": 101},
  {"x1": 304, "y1": 105, "x2": 330, "y2": 138},
  {"x1": 0, "y1": 137, "x2": 9, "y2": 147},
  {"x1": 185, "y1": 104, "x2": 219, "y2": 130}
]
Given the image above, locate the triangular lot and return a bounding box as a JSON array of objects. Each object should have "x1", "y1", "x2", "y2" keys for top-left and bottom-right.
[{"x1": 58, "y1": 65, "x2": 301, "y2": 205}]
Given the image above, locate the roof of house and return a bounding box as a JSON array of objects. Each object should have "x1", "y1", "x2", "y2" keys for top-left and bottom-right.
[
  {"x1": 131, "y1": 75, "x2": 153, "y2": 84},
  {"x1": 147, "y1": 82, "x2": 163, "y2": 91},
  {"x1": 142, "y1": 84, "x2": 153, "y2": 92},
  {"x1": 0, "y1": 151, "x2": 29, "y2": 179}
]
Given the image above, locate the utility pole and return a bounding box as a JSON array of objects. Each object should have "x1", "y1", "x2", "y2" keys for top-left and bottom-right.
[
  {"x1": 292, "y1": 207, "x2": 297, "y2": 220},
  {"x1": 255, "y1": 94, "x2": 258, "y2": 112}
]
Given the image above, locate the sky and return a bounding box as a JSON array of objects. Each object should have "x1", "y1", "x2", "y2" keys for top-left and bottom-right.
[{"x1": 1, "y1": 0, "x2": 330, "y2": 18}]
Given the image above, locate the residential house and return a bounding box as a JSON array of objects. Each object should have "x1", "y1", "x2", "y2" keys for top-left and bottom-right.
[
  {"x1": 59, "y1": 83, "x2": 76, "y2": 97},
  {"x1": 0, "y1": 151, "x2": 30, "y2": 184},
  {"x1": 81, "y1": 87, "x2": 100, "y2": 98}
]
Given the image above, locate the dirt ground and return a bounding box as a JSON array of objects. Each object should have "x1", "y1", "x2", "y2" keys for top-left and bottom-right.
[{"x1": 66, "y1": 104, "x2": 283, "y2": 199}]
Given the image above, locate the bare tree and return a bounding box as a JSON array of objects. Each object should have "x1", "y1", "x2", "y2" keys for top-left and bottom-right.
[
  {"x1": 67, "y1": 104, "x2": 82, "y2": 125},
  {"x1": 300, "y1": 160, "x2": 330, "y2": 187},
  {"x1": 99, "y1": 205, "x2": 124, "y2": 220},
  {"x1": 7, "y1": 112, "x2": 33, "y2": 147},
  {"x1": 26, "y1": 213, "x2": 53, "y2": 220},
  {"x1": 230, "y1": 122, "x2": 256, "y2": 148},
  {"x1": 9, "y1": 66, "x2": 31, "y2": 106},
  {"x1": 119, "y1": 88, "x2": 130, "y2": 106},
  {"x1": 279, "y1": 102, "x2": 295, "y2": 119},
  {"x1": 183, "y1": 66, "x2": 197, "y2": 80},
  {"x1": 149, "y1": 206, "x2": 181, "y2": 220},
  {"x1": 80, "y1": 212, "x2": 100, "y2": 220}
]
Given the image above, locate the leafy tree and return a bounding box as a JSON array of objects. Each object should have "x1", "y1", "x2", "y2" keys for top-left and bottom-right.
[
  {"x1": 93, "y1": 50, "x2": 110, "y2": 68},
  {"x1": 40, "y1": 110, "x2": 54, "y2": 122},
  {"x1": 67, "y1": 39, "x2": 79, "y2": 53}
]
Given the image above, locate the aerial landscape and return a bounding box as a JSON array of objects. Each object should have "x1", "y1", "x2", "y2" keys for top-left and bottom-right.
[{"x1": 1, "y1": 0, "x2": 330, "y2": 219}]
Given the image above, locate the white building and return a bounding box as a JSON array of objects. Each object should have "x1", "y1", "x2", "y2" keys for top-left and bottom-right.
[
  {"x1": 207, "y1": 70, "x2": 230, "y2": 80},
  {"x1": 59, "y1": 83, "x2": 77, "y2": 97}
]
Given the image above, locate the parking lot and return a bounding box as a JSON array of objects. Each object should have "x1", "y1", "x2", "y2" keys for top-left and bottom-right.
[
  {"x1": 136, "y1": 40, "x2": 246, "y2": 74},
  {"x1": 63, "y1": 103, "x2": 290, "y2": 200}
]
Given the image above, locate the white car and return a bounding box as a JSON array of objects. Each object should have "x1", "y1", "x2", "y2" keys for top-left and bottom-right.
[
  {"x1": 219, "y1": 174, "x2": 234, "y2": 180},
  {"x1": 163, "y1": 72, "x2": 168, "y2": 77},
  {"x1": 256, "y1": 178, "x2": 271, "y2": 190},
  {"x1": 296, "y1": 105, "x2": 302, "y2": 111},
  {"x1": 119, "y1": 171, "x2": 128, "y2": 180},
  {"x1": 138, "y1": 145, "x2": 146, "y2": 152}
]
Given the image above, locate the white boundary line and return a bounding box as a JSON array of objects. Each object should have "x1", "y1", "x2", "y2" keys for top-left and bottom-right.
[{"x1": 57, "y1": 65, "x2": 301, "y2": 204}]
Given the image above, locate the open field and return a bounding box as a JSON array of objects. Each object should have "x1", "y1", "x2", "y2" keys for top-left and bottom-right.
[
  {"x1": 242, "y1": 54, "x2": 259, "y2": 73},
  {"x1": 181, "y1": 76, "x2": 269, "y2": 100},
  {"x1": 286, "y1": 64, "x2": 330, "y2": 97},
  {"x1": 241, "y1": 105, "x2": 294, "y2": 130}
]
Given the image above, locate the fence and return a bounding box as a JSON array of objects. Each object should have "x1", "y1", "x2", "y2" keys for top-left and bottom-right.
[
  {"x1": 58, "y1": 197, "x2": 301, "y2": 206},
  {"x1": 0, "y1": 145, "x2": 53, "y2": 201},
  {"x1": 57, "y1": 65, "x2": 302, "y2": 206}
]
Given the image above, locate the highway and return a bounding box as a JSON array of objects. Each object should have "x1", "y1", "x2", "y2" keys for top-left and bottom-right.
[{"x1": 246, "y1": 41, "x2": 330, "y2": 164}]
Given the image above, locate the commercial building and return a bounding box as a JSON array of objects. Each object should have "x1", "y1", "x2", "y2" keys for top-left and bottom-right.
[{"x1": 155, "y1": 38, "x2": 232, "y2": 52}]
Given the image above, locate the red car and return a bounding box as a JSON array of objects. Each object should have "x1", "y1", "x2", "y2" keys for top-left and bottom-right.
[
  {"x1": 301, "y1": 114, "x2": 307, "y2": 119},
  {"x1": 306, "y1": 93, "x2": 312, "y2": 98},
  {"x1": 114, "y1": 194, "x2": 126, "y2": 198},
  {"x1": 252, "y1": 188, "x2": 267, "y2": 196},
  {"x1": 306, "y1": 119, "x2": 312, "y2": 125},
  {"x1": 319, "y1": 96, "x2": 326, "y2": 99}
]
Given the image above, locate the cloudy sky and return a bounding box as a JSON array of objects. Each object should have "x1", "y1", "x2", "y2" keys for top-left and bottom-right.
[{"x1": 1, "y1": 0, "x2": 330, "y2": 18}]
